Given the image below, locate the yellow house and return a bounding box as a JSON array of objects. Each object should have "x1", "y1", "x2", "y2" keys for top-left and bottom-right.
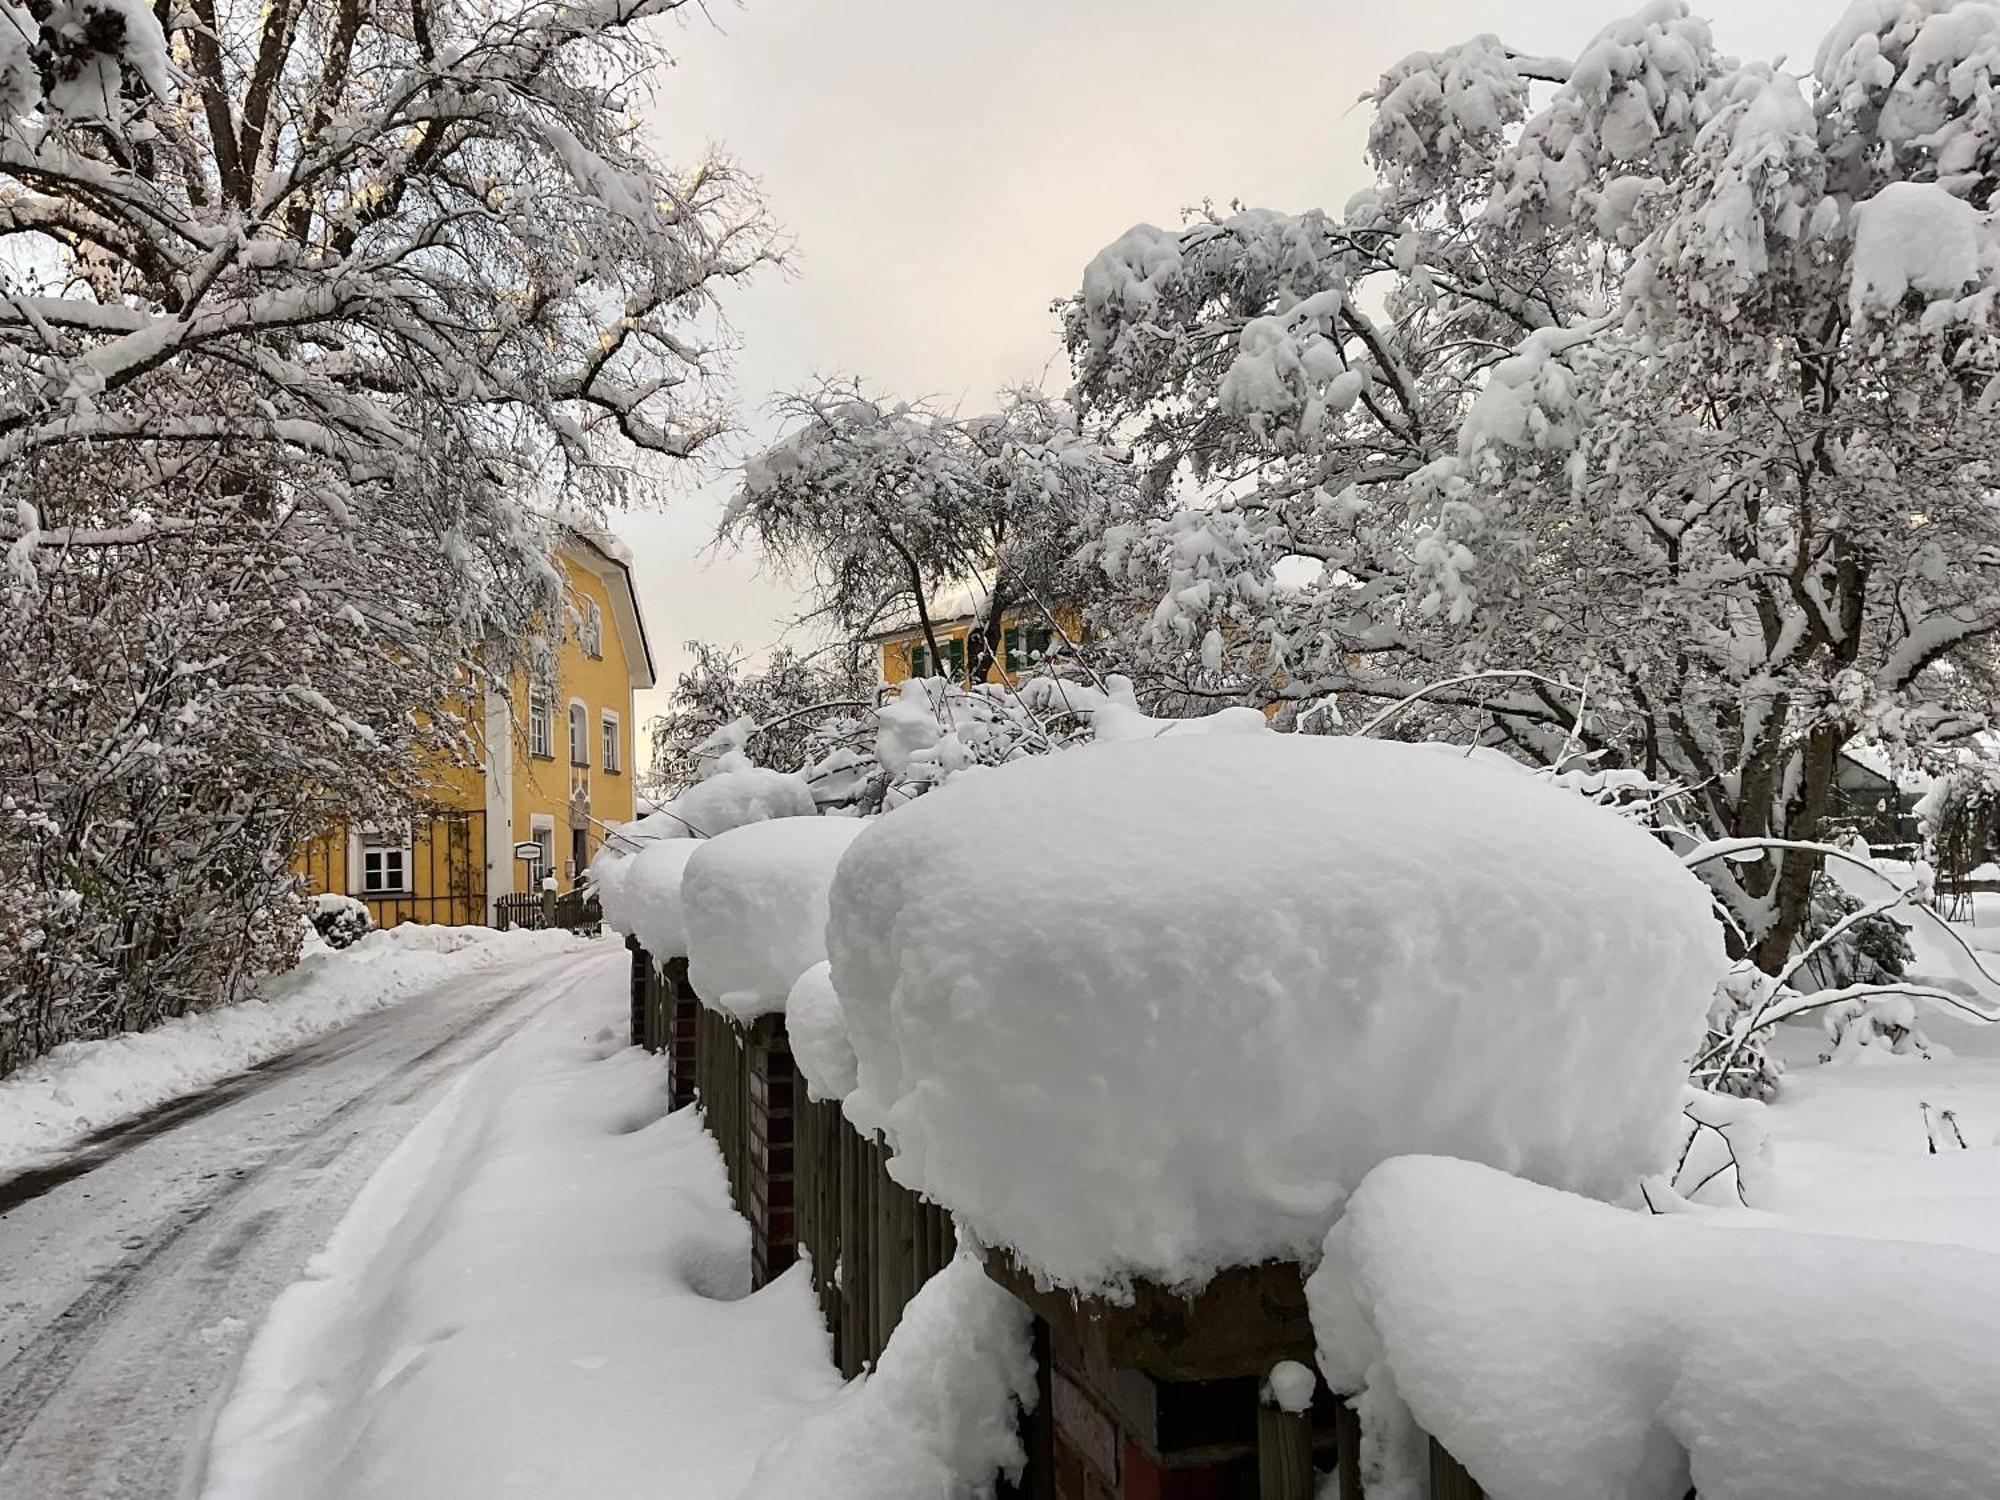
[
  {"x1": 871, "y1": 581, "x2": 1078, "y2": 687},
  {"x1": 298, "y1": 528, "x2": 655, "y2": 928}
]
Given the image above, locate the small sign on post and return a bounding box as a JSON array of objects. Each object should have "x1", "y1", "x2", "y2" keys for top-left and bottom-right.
[{"x1": 513, "y1": 841, "x2": 542, "y2": 862}]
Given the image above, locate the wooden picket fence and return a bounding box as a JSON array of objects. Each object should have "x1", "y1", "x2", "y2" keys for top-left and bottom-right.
[{"x1": 626, "y1": 936, "x2": 1482, "y2": 1499}]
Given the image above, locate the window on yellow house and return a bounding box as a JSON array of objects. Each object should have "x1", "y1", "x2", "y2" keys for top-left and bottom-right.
[
  {"x1": 359, "y1": 828, "x2": 409, "y2": 894},
  {"x1": 528, "y1": 685, "x2": 554, "y2": 759},
  {"x1": 601, "y1": 710, "x2": 621, "y2": 774},
  {"x1": 568, "y1": 700, "x2": 589, "y2": 765},
  {"x1": 579, "y1": 597, "x2": 604, "y2": 659},
  {"x1": 1004, "y1": 623, "x2": 1055, "y2": 673}
]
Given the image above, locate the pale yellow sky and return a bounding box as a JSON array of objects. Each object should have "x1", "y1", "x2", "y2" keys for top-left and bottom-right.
[{"x1": 615, "y1": 0, "x2": 1826, "y2": 750}]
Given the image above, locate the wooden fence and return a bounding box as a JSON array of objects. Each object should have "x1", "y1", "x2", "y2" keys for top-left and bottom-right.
[{"x1": 625, "y1": 937, "x2": 1482, "y2": 1499}]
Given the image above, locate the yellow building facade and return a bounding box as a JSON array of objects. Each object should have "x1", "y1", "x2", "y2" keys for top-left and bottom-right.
[
  {"x1": 874, "y1": 611, "x2": 1074, "y2": 688},
  {"x1": 299, "y1": 530, "x2": 655, "y2": 928}
]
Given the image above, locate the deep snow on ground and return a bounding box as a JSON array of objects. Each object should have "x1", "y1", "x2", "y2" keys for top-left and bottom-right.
[
  {"x1": 0, "y1": 924, "x2": 587, "y2": 1181},
  {"x1": 202, "y1": 948, "x2": 847, "y2": 1500}
]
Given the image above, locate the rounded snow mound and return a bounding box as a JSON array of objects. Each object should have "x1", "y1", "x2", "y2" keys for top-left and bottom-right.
[
  {"x1": 788, "y1": 961, "x2": 858, "y2": 1102},
  {"x1": 685, "y1": 817, "x2": 867, "y2": 1023},
  {"x1": 828, "y1": 734, "x2": 1726, "y2": 1293},
  {"x1": 618, "y1": 839, "x2": 704, "y2": 960}
]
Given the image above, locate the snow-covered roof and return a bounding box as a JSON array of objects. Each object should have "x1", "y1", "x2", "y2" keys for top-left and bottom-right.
[
  {"x1": 562, "y1": 526, "x2": 656, "y2": 690},
  {"x1": 865, "y1": 573, "x2": 997, "y2": 641}
]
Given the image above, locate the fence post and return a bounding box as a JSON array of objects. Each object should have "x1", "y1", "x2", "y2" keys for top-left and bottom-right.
[
  {"x1": 1429, "y1": 1435, "x2": 1484, "y2": 1500},
  {"x1": 1257, "y1": 1383, "x2": 1314, "y2": 1500}
]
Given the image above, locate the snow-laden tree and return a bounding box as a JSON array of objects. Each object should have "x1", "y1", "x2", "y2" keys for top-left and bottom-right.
[
  {"x1": 0, "y1": 0, "x2": 771, "y2": 1068},
  {"x1": 723, "y1": 382, "x2": 1144, "y2": 682},
  {"x1": 1065, "y1": 0, "x2": 2000, "y2": 969},
  {"x1": 646, "y1": 640, "x2": 875, "y2": 798}
]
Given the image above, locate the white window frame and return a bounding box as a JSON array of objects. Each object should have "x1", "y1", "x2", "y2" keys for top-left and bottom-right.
[
  {"x1": 601, "y1": 709, "x2": 621, "y2": 774},
  {"x1": 528, "y1": 684, "x2": 553, "y2": 759},
  {"x1": 579, "y1": 597, "x2": 604, "y2": 660},
  {"x1": 357, "y1": 826, "x2": 412, "y2": 895},
  {"x1": 568, "y1": 698, "x2": 589, "y2": 766}
]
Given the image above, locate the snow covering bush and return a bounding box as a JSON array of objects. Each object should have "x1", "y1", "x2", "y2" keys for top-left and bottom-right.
[
  {"x1": 737, "y1": 1256, "x2": 1036, "y2": 1500},
  {"x1": 828, "y1": 733, "x2": 1727, "y2": 1292},
  {"x1": 786, "y1": 962, "x2": 858, "y2": 1102},
  {"x1": 1311, "y1": 1155, "x2": 2000, "y2": 1500},
  {"x1": 308, "y1": 894, "x2": 372, "y2": 952},
  {"x1": 684, "y1": 818, "x2": 867, "y2": 1023}
]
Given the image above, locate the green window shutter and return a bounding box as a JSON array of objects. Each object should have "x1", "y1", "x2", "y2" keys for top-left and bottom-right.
[
  {"x1": 910, "y1": 642, "x2": 930, "y2": 678},
  {"x1": 1003, "y1": 624, "x2": 1021, "y2": 672},
  {"x1": 944, "y1": 636, "x2": 965, "y2": 681}
]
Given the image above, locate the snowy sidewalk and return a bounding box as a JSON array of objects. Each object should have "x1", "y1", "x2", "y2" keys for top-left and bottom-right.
[{"x1": 201, "y1": 946, "x2": 845, "y2": 1500}]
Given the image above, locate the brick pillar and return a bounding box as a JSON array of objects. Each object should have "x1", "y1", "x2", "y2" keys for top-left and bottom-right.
[
  {"x1": 745, "y1": 1015, "x2": 797, "y2": 1288},
  {"x1": 665, "y1": 956, "x2": 700, "y2": 1111}
]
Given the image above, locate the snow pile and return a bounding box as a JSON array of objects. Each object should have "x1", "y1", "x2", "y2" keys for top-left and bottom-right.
[
  {"x1": 684, "y1": 817, "x2": 868, "y2": 1023},
  {"x1": 828, "y1": 733, "x2": 1726, "y2": 1292},
  {"x1": 787, "y1": 961, "x2": 857, "y2": 1102},
  {"x1": 0, "y1": 925, "x2": 588, "y2": 1180},
  {"x1": 737, "y1": 1255, "x2": 1036, "y2": 1500},
  {"x1": 1850, "y1": 180, "x2": 1994, "y2": 316},
  {"x1": 1313, "y1": 1155, "x2": 2000, "y2": 1500},
  {"x1": 613, "y1": 838, "x2": 704, "y2": 959}
]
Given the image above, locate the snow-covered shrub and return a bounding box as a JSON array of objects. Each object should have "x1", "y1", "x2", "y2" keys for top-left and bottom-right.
[
  {"x1": 828, "y1": 733, "x2": 1727, "y2": 1293},
  {"x1": 1312, "y1": 1155, "x2": 2000, "y2": 1500},
  {"x1": 308, "y1": 895, "x2": 372, "y2": 952},
  {"x1": 1062, "y1": 0, "x2": 2000, "y2": 974}
]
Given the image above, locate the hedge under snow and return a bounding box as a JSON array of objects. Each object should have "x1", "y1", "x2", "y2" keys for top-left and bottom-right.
[{"x1": 827, "y1": 733, "x2": 1726, "y2": 1292}]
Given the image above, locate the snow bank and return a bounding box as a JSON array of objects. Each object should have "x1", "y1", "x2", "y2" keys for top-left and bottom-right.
[
  {"x1": 1317, "y1": 1155, "x2": 2000, "y2": 1500},
  {"x1": 787, "y1": 961, "x2": 857, "y2": 1102},
  {"x1": 684, "y1": 817, "x2": 868, "y2": 1023},
  {"x1": 0, "y1": 925, "x2": 586, "y2": 1179},
  {"x1": 828, "y1": 733, "x2": 1725, "y2": 1292},
  {"x1": 737, "y1": 1255, "x2": 1036, "y2": 1500}
]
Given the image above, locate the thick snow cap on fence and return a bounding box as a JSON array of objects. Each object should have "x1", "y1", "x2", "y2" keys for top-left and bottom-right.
[
  {"x1": 593, "y1": 767, "x2": 817, "y2": 942},
  {"x1": 684, "y1": 817, "x2": 868, "y2": 1024},
  {"x1": 827, "y1": 733, "x2": 1725, "y2": 1293},
  {"x1": 788, "y1": 961, "x2": 858, "y2": 1102},
  {"x1": 1314, "y1": 1155, "x2": 2000, "y2": 1499},
  {"x1": 614, "y1": 839, "x2": 703, "y2": 959}
]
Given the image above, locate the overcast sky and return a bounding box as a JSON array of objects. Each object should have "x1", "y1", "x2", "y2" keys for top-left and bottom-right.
[{"x1": 614, "y1": 0, "x2": 1825, "y2": 748}]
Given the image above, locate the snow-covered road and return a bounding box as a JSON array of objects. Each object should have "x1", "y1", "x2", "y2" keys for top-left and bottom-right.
[{"x1": 0, "y1": 941, "x2": 607, "y2": 1500}]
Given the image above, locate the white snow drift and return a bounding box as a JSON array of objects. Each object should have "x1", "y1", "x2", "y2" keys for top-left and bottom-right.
[{"x1": 827, "y1": 733, "x2": 1727, "y2": 1292}]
